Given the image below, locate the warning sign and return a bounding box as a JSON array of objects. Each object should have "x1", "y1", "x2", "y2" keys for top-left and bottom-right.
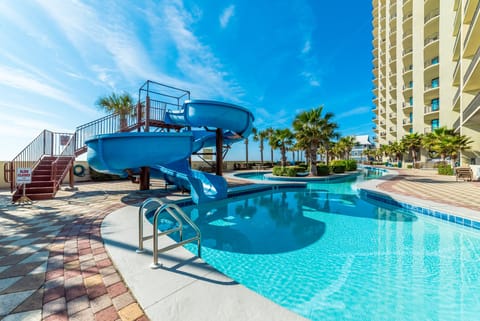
[{"x1": 16, "y1": 168, "x2": 32, "y2": 184}]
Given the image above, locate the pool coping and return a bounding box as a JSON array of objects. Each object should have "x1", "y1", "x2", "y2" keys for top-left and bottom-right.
[
  {"x1": 355, "y1": 169, "x2": 480, "y2": 230},
  {"x1": 102, "y1": 205, "x2": 307, "y2": 321}
]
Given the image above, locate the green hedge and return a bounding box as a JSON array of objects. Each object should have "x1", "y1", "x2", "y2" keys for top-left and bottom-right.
[
  {"x1": 272, "y1": 166, "x2": 305, "y2": 177},
  {"x1": 437, "y1": 164, "x2": 454, "y2": 175},
  {"x1": 344, "y1": 159, "x2": 357, "y2": 171},
  {"x1": 316, "y1": 164, "x2": 330, "y2": 176},
  {"x1": 330, "y1": 160, "x2": 346, "y2": 173}
]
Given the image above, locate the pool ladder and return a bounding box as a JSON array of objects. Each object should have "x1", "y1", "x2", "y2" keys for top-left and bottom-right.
[{"x1": 137, "y1": 197, "x2": 201, "y2": 269}]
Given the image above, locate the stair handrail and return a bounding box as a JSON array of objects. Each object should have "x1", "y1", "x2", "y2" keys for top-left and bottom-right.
[
  {"x1": 137, "y1": 197, "x2": 201, "y2": 269},
  {"x1": 5, "y1": 130, "x2": 53, "y2": 192},
  {"x1": 74, "y1": 105, "x2": 139, "y2": 155},
  {"x1": 51, "y1": 133, "x2": 76, "y2": 192}
]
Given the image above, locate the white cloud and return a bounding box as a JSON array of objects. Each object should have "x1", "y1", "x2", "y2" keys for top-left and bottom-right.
[
  {"x1": 0, "y1": 65, "x2": 94, "y2": 114},
  {"x1": 336, "y1": 106, "x2": 371, "y2": 119},
  {"x1": 302, "y1": 40, "x2": 311, "y2": 54},
  {"x1": 220, "y1": 5, "x2": 235, "y2": 28},
  {"x1": 301, "y1": 71, "x2": 320, "y2": 87}
]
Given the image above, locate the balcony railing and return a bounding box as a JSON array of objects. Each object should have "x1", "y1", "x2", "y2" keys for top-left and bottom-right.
[
  {"x1": 453, "y1": 87, "x2": 461, "y2": 105},
  {"x1": 403, "y1": 12, "x2": 413, "y2": 22},
  {"x1": 403, "y1": 102, "x2": 413, "y2": 109},
  {"x1": 463, "y1": 93, "x2": 480, "y2": 122},
  {"x1": 424, "y1": 33, "x2": 439, "y2": 46},
  {"x1": 424, "y1": 59, "x2": 439, "y2": 68},
  {"x1": 453, "y1": 117, "x2": 460, "y2": 130},
  {"x1": 389, "y1": 126, "x2": 397, "y2": 132},
  {"x1": 389, "y1": 112, "x2": 397, "y2": 119},
  {"x1": 424, "y1": 105, "x2": 440, "y2": 114},
  {"x1": 402, "y1": 48, "x2": 413, "y2": 56},
  {"x1": 402, "y1": 118, "x2": 412, "y2": 125},
  {"x1": 463, "y1": 1, "x2": 480, "y2": 49},
  {"x1": 424, "y1": 9, "x2": 440, "y2": 23},
  {"x1": 424, "y1": 84, "x2": 440, "y2": 91},
  {"x1": 463, "y1": 46, "x2": 480, "y2": 84}
]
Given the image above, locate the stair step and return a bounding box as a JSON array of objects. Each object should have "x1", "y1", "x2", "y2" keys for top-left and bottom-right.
[
  {"x1": 32, "y1": 175, "x2": 53, "y2": 182},
  {"x1": 24, "y1": 181, "x2": 54, "y2": 187},
  {"x1": 24, "y1": 186, "x2": 55, "y2": 194}
]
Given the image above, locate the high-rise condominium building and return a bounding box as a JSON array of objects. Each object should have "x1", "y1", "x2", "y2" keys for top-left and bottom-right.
[{"x1": 372, "y1": 0, "x2": 480, "y2": 165}]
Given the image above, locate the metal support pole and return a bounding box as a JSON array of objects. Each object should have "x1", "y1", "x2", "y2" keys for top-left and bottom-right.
[{"x1": 216, "y1": 128, "x2": 223, "y2": 176}]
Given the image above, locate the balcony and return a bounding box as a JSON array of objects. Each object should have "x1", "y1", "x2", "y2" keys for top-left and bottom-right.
[
  {"x1": 424, "y1": 9, "x2": 440, "y2": 24},
  {"x1": 389, "y1": 126, "x2": 397, "y2": 133},
  {"x1": 402, "y1": 102, "x2": 413, "y2": 110},
  {"x1": 453, "y1": 117, "x2": 460, "y2": 131},
  {"x1": 403, "y1": 12, "x2": 413, "y2": 23},
  {"x1": 380, "y1": 131, "x2": 387, "y2": 137},
  {"x1": 424, "y1": 33, "x2": 439, "y2": 47},
  {"x1": 453, "y1": 61, "x2": 460, "y2": 86},
  {"x1": 402, "y1": 48, "x2": 413, "y2": 58},
  {"x1": 464, "y1": 0, "x2": 478, "y2": 23},
  {"x1": 402, "y1": 118, "x2": 412, "y2": 126},
  {"x1": 464, "y1": 46, "x2": 480, "y2": 92},
  {"x1": 463, "y1": 1, "x2": 480, "y2": 57},
  {"x1": 463, "y1": 92, "x2": 480, "y2": 123},
  {"x1": 452, "y1": 87, "x2": 461, "y2": 111},
  {"x1": 424, "y1": 104, "x2": 440, "y2": 115},
  {"x1": 389, "y1": 112, "x2": 397, "y2": 119},
  {"x1": 453, "y1": 31, "x2": 461, "y2": 61}
]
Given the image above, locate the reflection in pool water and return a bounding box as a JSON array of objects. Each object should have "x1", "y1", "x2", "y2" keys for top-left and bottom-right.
[{"x1": 151, "y1": 172, "x2": 480, "y2": 321}]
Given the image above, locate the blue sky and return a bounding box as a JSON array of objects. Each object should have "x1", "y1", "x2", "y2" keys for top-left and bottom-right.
[{"x1": 0, "y1": 0, "x2": 373, "y2": 161}]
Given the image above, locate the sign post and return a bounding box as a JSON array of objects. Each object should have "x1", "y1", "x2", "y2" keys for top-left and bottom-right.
[{"x1": 16, "y1": 168, "x2": 32, "y2": 204}]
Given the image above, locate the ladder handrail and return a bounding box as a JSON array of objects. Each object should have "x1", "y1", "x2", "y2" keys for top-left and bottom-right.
[{"x1": 137, "y1": 197, "x2": 201, "y2": 269}]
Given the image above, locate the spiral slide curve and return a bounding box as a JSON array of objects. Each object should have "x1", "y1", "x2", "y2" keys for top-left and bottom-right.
[{"x1": 85, "y1": 100, "x2": 254, "y2": 204}]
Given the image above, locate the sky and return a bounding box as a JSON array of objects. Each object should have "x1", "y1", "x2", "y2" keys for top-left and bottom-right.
[{"x1": 0, "y1": 0, "x2": 373, "y2": 162}]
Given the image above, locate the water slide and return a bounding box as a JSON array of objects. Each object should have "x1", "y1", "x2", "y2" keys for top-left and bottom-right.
[{"x1": 85, "y1": 100, "x2": 254, "y2": 204}]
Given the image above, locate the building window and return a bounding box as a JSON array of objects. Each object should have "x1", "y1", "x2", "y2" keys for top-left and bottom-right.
[
  {"x1": 431, "y1": 119, "x2": 439, "y2": 130},
  {"x1": 431, "y1": 56, "x2": 439, "y2": 65},
  {"x1": 409, "y1": 80, "x2": 413, "y2": 88},
  {"x1": 409, "y1": 127, "x2": 413, "y2": 133},
  {"x1": 409, "y1": 96, "x2": 413, "y2": 106},
  {"x1": 431, "y1": 78, "x2": 439, "y2": 88},
  {"x1": 409, "y1": 112, "x2": 413, "y2": 122},
  {"x1": 431, "y1": 98, "x2": 439, "y2": 111}
]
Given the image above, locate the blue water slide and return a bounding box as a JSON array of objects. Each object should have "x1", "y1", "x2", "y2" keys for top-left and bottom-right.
[{"x1": 85, "y1": 100, "x2": 254, "y2": 204}]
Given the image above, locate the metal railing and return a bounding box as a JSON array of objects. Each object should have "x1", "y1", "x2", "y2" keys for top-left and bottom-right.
[
  {"x1": 137, "y1": 198, "x2": 201, "y2": 269},
  {"x1": 4, "y1": 130, "x2": 75, "y2": 192},
  {"x1": 51, "y1": 133, "x2": 76, "y2": 192}
]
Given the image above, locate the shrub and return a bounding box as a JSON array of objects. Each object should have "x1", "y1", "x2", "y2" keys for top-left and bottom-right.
[
  {"x1": 316, "y1": 164, "x2": 330, "y2": 176},
  {"x1": 344, "y1": 159, "x2": 357, "y2": 171},
  {"x1": 407, "y1": 164, "x2": 413, "y2": 169},
  {"x1": 285, "y1": 167, "x2": 298, "y2": 177},
  {"x1": 437, "y1": 164, "x2": 454, "y2": 175},
  {"x1": 272, "y1": 166, "x2": 284, "y2": 176},
  {"x1": 330, "y1": 160, "x2": 346, "y2": 173}
]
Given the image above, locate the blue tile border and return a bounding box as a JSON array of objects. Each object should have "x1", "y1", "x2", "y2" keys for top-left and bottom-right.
[{"x1": 360, "y1": 189, "x2": 480, "y2": 231}]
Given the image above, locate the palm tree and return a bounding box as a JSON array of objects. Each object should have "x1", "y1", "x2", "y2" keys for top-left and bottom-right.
[
  {"x1": 388, "y1": 141, "x2": 404, "y2": 163},
  {"x1": 401, "y1": 133, "x2": 423, "y2": 167},
  {"x1": 265, "y1": 127, "x2": 275, "y2": 164},
  {"x1": 253, "y1": 128, "x2": 269, "y2": 165},
  {"x1": 337, "y1": 136, "x2": 356, "y2": 159},
  {"x1": 292, "y1": 106, "x2": 338, "y2": 175},
  {"x1": 270, "y1": 128, "x2": 294, "y2": 167},
  {"x1": 423, "y1": 127, "x2": 473, "y2": 166},
  {"x1": 96, "y1": 92, "x2": 134, "y2": 131}
]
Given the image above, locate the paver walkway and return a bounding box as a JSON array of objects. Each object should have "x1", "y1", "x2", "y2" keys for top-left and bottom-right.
[
  {"x1": 0, "y1": 169, "x2": 479, "y2": 321},
  {"x1": 378, "y1": 168, "x2": 480, "y2": 211}
]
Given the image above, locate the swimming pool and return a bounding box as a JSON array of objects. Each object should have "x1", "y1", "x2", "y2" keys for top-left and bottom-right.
[{"x1": 155, "y1": 173, "x2": 480, "y2": 320}]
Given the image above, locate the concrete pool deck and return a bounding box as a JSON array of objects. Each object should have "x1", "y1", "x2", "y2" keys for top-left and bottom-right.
[{"x1": 0, "y1": 168, "x2": 479, "y2": 320}]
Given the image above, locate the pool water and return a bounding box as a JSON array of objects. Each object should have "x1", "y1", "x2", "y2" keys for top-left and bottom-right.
[{"x1": 157, "y1": 174, "x2": 480, "y2": 320}]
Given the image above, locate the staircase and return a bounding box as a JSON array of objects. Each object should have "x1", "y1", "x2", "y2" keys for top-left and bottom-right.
[
  {"x1": 4, "y1": 130, "x2": 76, "y2": 203},
  {"x1": 11, "y1": 156, "x2": 74, "y2": 202}
]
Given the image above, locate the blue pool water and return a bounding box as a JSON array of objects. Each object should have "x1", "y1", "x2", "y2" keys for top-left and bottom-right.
[{"x1": 157, "y1": 173, "x2": 480, "y2": 320}]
